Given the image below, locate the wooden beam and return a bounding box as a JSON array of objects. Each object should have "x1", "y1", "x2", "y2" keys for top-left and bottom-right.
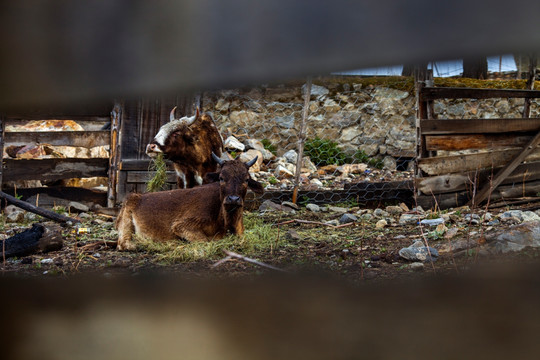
[
  {"x1": 126, "y1": 171, "x2": 177, "y2": 184},
  {"x1": 108, "y1": 102, "x2": 122, "y2": 207},
  {"x1": 0, "y1": 191, "x2": 79, "y2": 224},
  {"x1": 420, "y1": 118, "x2": 540, "y2": 135},
  {"x1": 416, "y1": 161, "x2": 540, "y2": 195},
  {"x1": 2, "y1": 158, "x2": 109, "y2": 182},
  {"x1": 425, "y1": 134, "x2": 532, "y2": 151},
  {"x1": 522, "y1": 54, "x2": 537, "y2": 118},
  {"x1": 4, "y1": 130, "x2": 110, "y2": 147},
  {"x1": 420, "y1": 87, "x2": 540, "y2": 101},
  {"x1": 468, "y1": 129, "x2": 540, "y2": 207},
  {"x1": 120, "y1": 159, "x2": 174, "y2": 171}
]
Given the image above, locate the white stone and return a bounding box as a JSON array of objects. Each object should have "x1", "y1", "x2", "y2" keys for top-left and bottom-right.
[{"x1": 224, "y1": 136, "x2": 245, "y2": 151}]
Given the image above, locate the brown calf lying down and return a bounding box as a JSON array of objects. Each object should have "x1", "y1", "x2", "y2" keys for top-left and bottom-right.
[{"x1": 116, "y1": 155, "x2": 263, "y2": 250}]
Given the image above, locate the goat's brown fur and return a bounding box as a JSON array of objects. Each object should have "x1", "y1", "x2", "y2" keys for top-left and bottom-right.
[{"x1": 146, "y1": 110, "x2": 223, "y2": 189}]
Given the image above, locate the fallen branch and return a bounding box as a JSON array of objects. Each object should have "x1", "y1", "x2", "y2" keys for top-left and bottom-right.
[
  {"x1": 274, "y1": 219, "x2": 355, "y2": 228},
  {"x1": 212, "y1": 250, "x2": 288, "y2": 272},
  {"x1": 78, "y1": 240, "x2": 118, "y2": 252},
  {"x1": 0, "y1": 191, "x2": 80, "y2": 224}
]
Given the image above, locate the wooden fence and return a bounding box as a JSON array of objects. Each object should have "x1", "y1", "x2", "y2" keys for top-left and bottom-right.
[
  {"x1": 0, "y1": 104, "x2": 113, "y2": 207},
  {"x1": 415, "y1": 86, "x2": 540, "y2": 209}
]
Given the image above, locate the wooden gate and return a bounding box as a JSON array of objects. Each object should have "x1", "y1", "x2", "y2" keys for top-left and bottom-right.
[{"x1": 416, "y1": 86, "x2": 540, "y2": 210}]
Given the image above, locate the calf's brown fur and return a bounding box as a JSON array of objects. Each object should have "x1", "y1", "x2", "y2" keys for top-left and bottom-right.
[{"x1": 116, "y1": 155, "x2": 263, "y2": 250}]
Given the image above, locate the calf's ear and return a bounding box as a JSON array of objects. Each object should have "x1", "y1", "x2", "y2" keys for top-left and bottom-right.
[
  {"x1": 248, "y1": 179, "x2": 265, "y2": 194},
  {"x1": 204, "y1": 172, "x2": 220, "y2": 183}
]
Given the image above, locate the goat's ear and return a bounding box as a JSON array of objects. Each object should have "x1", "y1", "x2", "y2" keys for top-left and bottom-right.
[
  {"x1": 195, "y1": 107, "x2": 200, "y2": 118},
  {"x1": 204, "y1": 172, "x2": 220, "y2": 183},
  {"x1": 248, "y1": 178, "x2": 264, "y2": 194}
]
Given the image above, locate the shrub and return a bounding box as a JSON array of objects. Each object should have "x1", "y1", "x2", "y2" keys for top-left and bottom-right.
[
  {"x1": 261, "y1": 139, "x2": 277, "y2": 155},
  {"x1": 353, "y1": 150, "x2": 384, "y2": 169},
  {"x1": 304, "y1": 137, "x2": 347, "y2": 166}
]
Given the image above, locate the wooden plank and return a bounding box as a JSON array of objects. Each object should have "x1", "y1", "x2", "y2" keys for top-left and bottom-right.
[
  {"x1": 3, "y1": 131, "x2": 110, "y2": 147},
  {"x1": 416, "y1": 161, "x2": 540, "y2": 195},
  {"x1": 2, "y1": 158, "x2": 109, "y2": 182},
  {"x1": 2, "y1": 187, "x2": 107, "y2": 207},
  {"x1": 420, "y1": 87, "x2": 540, "y2": 101},
  {"x1": 469, "y1": 129, "x2": 540, "y2": 207},
  {"x1": 425, "y1": 134, "x2": 533, "y2": 151},
  {"x1": 126, "y1": 171, "x2": 177, "y2": 183},
  {"x1": 120, "y1": 159, "x2": 174, "y2": 171},
  {"x1": 421, "y1": 118, "x2": 540, "y2": 135},
  {"x1": 417, "y1": 148, "x2": 540, "y2": 176}
]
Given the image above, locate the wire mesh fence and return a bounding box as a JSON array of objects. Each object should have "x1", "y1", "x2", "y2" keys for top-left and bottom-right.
[{"x1": 201, "y1": 77, "x2": 417, "y2": 206}]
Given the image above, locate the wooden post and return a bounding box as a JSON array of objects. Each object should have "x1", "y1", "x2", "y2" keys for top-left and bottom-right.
[
  {"x1": 0, "y1": 114, "x2": 5, "y2": 191},
  {"x1": 292, "y1": 77, "x2": 312, "y2": 204},
  {"x1": 107, "y1": 102, "x2": 122, "y2": 207},
  {"x1": 414, "y1": 63, "x2": 430, "y2": 183},
  {"x1": 522, "y1": 54, "x2": 537, "y2": 118}
]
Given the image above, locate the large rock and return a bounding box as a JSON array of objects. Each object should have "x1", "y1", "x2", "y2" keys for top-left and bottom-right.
[
  {"x1": 224, "y1": 136, "x2": 245, "y2": 151},
  {"x1": 485, "y1": 221, "x2": 540, "y2": 253},
  {"x1": 239, "y1": 150, "x2": 263, "y2": 172},
  {"x1": 304, "y1": 84, "x2": 329, "y2": 99}
]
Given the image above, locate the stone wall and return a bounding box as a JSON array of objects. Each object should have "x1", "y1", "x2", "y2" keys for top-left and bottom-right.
[{"x1": 201, "y1": 77, "x2": 540, "y2": 166}]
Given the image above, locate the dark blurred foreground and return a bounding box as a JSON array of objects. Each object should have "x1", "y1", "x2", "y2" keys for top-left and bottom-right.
[{"x1": 2, "y1": 264, "x2": 540, "y2": 360}]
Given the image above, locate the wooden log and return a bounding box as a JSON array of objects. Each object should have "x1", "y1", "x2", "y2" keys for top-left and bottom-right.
[
  {"x1": 417, "y1": 179, "x2": 540, "y2": 210},
  {"x1": 3, "y1": 130, "x2": 110, "y2": 148},
  {"x1": 0, "y1": 191, "x2": 80, "y2": 224},
  {"x1": 1, "y1": 223, "x2": 63, "y2": 258},
  {"x1": 420, "y1": 87, "x2": 540, "y2": 101},
  {"x1": 417, "y1": 148, "x2": 540, "y2": 176},
  {"x1": 425, "y1": 134, "x2": 533, "y2": 151},
  {"x1": 416, "y1": 161, "x2": 540, "y2": 195},
  {"x1": 420, "y1": 118, "x2": 540, "y2": 135},
  {"x1": 2, "y1": 158, "x2": 109, "y2": 182}
]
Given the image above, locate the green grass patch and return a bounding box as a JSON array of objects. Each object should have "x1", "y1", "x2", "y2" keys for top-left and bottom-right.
[{"x1": 136, "y1": 214, "x2": 284, "y2": 263}]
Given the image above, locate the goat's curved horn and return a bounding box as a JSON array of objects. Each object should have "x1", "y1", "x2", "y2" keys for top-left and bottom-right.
[
  {"x1": 245, "y1": 156, "x2": 258, "y2": 168},
  {"x1": 169, "y1": 106, "x2": 177, "y2": 121},
  {"x1": 212, "y1": 152, "x2": 224, "y2": 166}
]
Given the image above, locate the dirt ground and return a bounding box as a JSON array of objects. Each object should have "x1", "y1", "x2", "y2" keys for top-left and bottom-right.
[{"x1": 2, "y1": 203, "x2": 539, "y2": 283}]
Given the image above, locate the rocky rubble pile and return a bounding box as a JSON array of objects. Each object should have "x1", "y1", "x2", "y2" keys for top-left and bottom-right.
[
  {"x1": 221, "y1": 135, "x2": 412, "y2": 191},
  {"x1": 258, "y1": 198, "x2": 540, "y2": 269}
]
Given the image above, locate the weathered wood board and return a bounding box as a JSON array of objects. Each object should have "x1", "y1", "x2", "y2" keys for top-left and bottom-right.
[
  {"x1": 417, "y1": 148, "x2": 540, "y2": 176},
  {"x1": 416, "y1": 161, "x2": 540, "y2": 195},
  {"x1": 421, "y1": 118, "x2": 540, "y2": 135},
  {"x1": 425, "y1": 134, "x2": 534, "y2": 151},
  {"x1": 2, "y1": 158, "x2": 109, "y2": 182},
  {"x1": 4, "y1": 130, "x2": 110, "y2": 148},
  {"x1": 420, "y1": 87, "x2": 540, "y2": 101}
]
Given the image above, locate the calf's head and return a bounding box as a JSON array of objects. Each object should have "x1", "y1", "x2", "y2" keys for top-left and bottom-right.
[
  {"x1": 207, "y1": 153, "x2": 264, "y2": 208},
  {"x1": 146, "y1": 107, "x2": 199, "y2": 160}
]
